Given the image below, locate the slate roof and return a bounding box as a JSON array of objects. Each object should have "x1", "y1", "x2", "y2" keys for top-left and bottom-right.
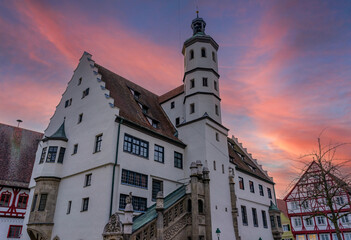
[
  {"x1": 227, "y1": 137, "x2": 273, "y2": 184},
  {"x1": 132, "y1": 185, "x2": 186, "y2": 232},
  {"x1": 95, "y1": 64, "x2": 182, "y2": 143},
  {"x1": 0, "y1": 123, "x2": 43, "y2": 188},
  {"x1": 158, "y1": 85, "x2": 184, "y2": 104}
]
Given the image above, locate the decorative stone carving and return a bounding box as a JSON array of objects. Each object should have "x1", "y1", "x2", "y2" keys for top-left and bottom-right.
[{"x1": 102, "y1": 212, "x2": 123, "y2": 240}]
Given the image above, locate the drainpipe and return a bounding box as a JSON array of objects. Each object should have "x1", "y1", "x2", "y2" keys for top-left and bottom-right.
[{"x1": 109, "y1": 117, "x2": 123, "y2": 217}]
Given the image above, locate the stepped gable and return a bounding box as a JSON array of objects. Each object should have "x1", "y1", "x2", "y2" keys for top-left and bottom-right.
[
  {"x1": 95, "y1": 64, "x2": 182, "y2": 143},
  {"x1": 277, "y1": 199, "x2": 288, "y2": 216},
  {"x1": 158, "y1": 85, "x2": 184, "y2": 104},
  {"x1": 227, "y1": 137, "x2": 273, "y2": 183},
  {"x1": 0, "y1": 123, "x2": 43, "y2": 188}
]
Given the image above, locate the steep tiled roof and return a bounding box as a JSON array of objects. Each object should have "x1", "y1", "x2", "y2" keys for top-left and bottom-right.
[
  {"x1": 227, "y1": 137, "x2": 273, "y2": 183},
  {"x1": 158, "y1": 85, "x2": 184, "y2": 103},
  {"x1": 95, "y1": 64, "x2": 182, "y2": 143},
  {"x1": 0, "y1": 123, "x2": 43, "y2": 188},
  {"x1": 277, "y1": 199, "x2": 288, "y2": 216}
]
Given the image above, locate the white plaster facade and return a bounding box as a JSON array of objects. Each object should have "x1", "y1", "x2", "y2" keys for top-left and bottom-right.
[{"x1": 22, "y1": 16, "x2": 278, "y2": 240}]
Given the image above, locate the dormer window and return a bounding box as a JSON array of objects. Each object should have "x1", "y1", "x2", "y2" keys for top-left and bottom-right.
[
  {"x1": 82, "y1": 88, "x2": 90, "y2": 98},
  {"x1": 134, "y1": 91, "x2": 140, "y2": 100},
  {"x1": 201, "y1": 48, "x2": 206, "y2": 58},
  {"x1": 190, "y1": 50, "x2": 194, "y2": 60},
  {"x1": 146, "y1": 116, "x2": 158, "y2": 128},
  {"x1": 139, "y1": 103, "x2": 148, "y2": 114}
]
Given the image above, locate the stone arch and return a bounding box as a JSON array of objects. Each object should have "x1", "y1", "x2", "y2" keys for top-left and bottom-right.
[{"x1": 27, "y1": 228, "x2": 48, "y2": 240}]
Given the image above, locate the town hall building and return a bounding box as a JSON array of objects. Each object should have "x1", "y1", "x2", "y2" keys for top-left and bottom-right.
[{"x1": 22, "y1": 14, "x2": 283, "y2": 240}]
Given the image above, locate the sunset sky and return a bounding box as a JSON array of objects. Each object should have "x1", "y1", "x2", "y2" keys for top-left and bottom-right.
[{"x1": 1, "y1": 0, "x2": 350, "y2": 197}]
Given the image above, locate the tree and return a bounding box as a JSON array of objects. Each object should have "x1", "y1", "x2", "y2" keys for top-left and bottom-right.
[{"x1": 284, "y1": 137, "x2": 351, "y2": 240}]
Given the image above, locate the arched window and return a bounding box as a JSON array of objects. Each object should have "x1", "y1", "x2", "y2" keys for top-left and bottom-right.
[
  {"x1": 0, "y1": 191, "x2": 11, "y2": 207},
  {"x1": 212, "y1": 51, "x2": 216, "y2": 62},
  {"x1": 190, "y1": 50, "x2": 194, "y2": 60},
  {"x1": 198, "y1": 200, "x2": 204, "y2": 213},
  {"x1": 17, "y1": 193, "x2": 29, "y2": 209},
  {"x1": 187, "y1": 199, "x2": 192, "y2": 212},
  {"x1": 201, "y1": 48, "x2": 206, "y2": 58}
]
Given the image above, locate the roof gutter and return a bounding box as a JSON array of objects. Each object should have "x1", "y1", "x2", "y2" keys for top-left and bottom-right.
[{"x1": 109, "y1": 117, "x2": 123, "y2": 217}]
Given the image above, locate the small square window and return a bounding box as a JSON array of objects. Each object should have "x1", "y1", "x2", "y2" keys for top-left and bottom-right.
[
  {"x1": 81, "y1": 198, "x2": 89, "y2": 212},
  {"x1": 73, "y1": 144, "x2": 78, "y2": 155},
  {"x1": 190, "y1": 79, "x2": 195, "y2": 89},
  {"x1": 190, "y1": 103, "x2": 195, "y2": 114},
  {"x1": 203, "y1": 78, "x2": 208, "y2": 86},
  {"x1": 84, "y1": 174, "x2": 92, "y2": 187},
  {"x1": 171, "y1": 101, "x2": 175, "y2": 109},
  {"x1": 78, "y1": 113, "x2": 83, "y2": 123}
]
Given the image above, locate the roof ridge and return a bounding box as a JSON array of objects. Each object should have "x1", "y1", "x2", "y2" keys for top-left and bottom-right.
[{"x1": 0, "y1": 122, "x2": 43, "y2": 135}]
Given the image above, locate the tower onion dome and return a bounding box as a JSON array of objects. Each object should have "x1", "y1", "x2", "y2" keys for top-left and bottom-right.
[{"x1": 191, "y1": 11, "x2": 206, "y2": 36}]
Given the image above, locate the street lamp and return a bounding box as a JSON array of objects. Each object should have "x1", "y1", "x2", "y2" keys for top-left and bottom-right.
[{"x1": 215, "y1": 228, "x2": 221, "y2": 240}]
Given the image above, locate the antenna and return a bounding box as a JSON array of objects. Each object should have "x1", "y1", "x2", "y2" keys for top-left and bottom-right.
[{"x1": 16, "y1": 119, "x2": 23, "y2": 127}]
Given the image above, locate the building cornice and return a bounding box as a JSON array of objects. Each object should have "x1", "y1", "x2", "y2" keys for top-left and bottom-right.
[
  {"x1": 183, "y1": 67, "x2": 220, "y2": 82},
  {"x1": 183, "y1": 92, "x2": 221, "y2": 104},
  {"x1": 177, "y1": 115, "x2": 229, "y2": 131},
  {"x1": 235, "y1": 166, "x2": 275, "y2": 185}
]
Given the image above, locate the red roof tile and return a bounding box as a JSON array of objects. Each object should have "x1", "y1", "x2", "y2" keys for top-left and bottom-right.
[
  {"x1": 277, "y1": 199, "x2": 288, "y2": 216},
  {"x1": 0, "y1": 123, "x2": 43, "y2": 188},
  {"x1": 158, "y1": 85, "x2": 184, "y2": 103}
]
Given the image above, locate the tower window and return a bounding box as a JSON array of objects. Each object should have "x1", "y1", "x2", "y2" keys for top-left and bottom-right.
[
  {"x1": 212, "y1": 51, "x2": 216, "y2": 62},
  {"x1": 201, "y1": 48, "x2": 207, "y2": 58},
  {"x1": 216, "y1": 132, "x2": 219, "y2": 141},
  {"x1": 215, "y1": 105, "x2": 219, "y2": 115},
  {"x1": 213, "y1": 161, "x2": 216, "y2": 171},
  {"x1": 190, "y1": 79, "x2": 195, "y2": 88},
  {"x1": 222, "y1": 164, "x2": 225, "y2": 174},
  {"x1": 190, "y1": 50, "x2": 194, "y2": 60},
  {"x1": 171, "y1": 101, "x2": 175, "y2": 109},
  {"x1": 202, "y1": 78, "x2": 208, "y2": 86},
  {"x1": 214, "y1": 81, "x2": 218, "y2": 91},
  {"x1": 190, "y1": 103, "x2": 195, "y2": 114}
]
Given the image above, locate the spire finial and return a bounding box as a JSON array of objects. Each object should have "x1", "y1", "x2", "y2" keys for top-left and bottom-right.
[{"x1": 196, "y1": 10, "x2": 199, "y2": 18}]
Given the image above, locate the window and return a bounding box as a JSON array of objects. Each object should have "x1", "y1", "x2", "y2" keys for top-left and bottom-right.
[
  {"x1": 336, "y1": 196, "x2": 344, "y2": 205},
  {"x1": 277, "y1": 215, "x2": 282, "y2": 227},
  {"x1": 222, "y1": 164, "x2": 225, "y2": 174},
  {"x1": 141, "y1": 105, "x2": 148, "y2": 114},
  {"x1": 320, "y1": 234, "x2": 330, "y2": 240},
  {"x1": 283, "y1": 224, "x2": 290, "y2": 232},
  {"x1": 119, "y1": 194, "x2": 147, "y2": 212},
  {"x1": 78, "y1": 77, "x2": 82, "y2": 85},
  {"x1": 63, "y1": 200, "x2": 71, "y2": 215},
  {"x1": 65, "y1": 98, "x2": 72, "y2": 108},
  {"x1": 201, "y1": 48, "x2": 206, "y2": 57},
  {"x1": 152, "y1": 179, "x2": 163, "y2": 201},
  {"x1": 17, "y1": 193, "x2": 28, "y2": 209},
  {"x1": 81, "y1": 198, "x2": 89, "y2": 212},
  {"x1": 0, "y1": 191, "x2": 11, "y2": 207},
  {"x1": 189, "y1": 50, "x2": 194, "y2": 60},
  {"x1": 294, "y1": 217, "x2": 302, "y2": 227},
  {"x1": 123, "y1": 134, "x2": 149, "y2": 158},
  {"x1": 212, "y1": 51, "x2": 216, "y2": 62},
  {"x1": 57, "y1": 147, "x2": 66, "y2": 164},
  {"x1": 38, "y1": 194, "x2": 48, "y2": 211},
  {"x1": 213, "y1": 160, "x2": 216, "y2": 171},
  {"x1": 267, "y1": 188, "x2": 272, "y2": 199},
  {"x1": 262, "y1": 210, "x2": 268, "y2": 228},
  {"x1": 31, "y1": 194, "x2": 37, "y2": 212},
  {"x1": 344, "y1": 233, "x2": 351, "y2": 240},
  {"x1": 94, "y1": 134, "x2": 102, "y2": 153},
  {"x1": 82, "y1": 88, "x2": 90, "y2": 98},
  {"x1": 171, "y1": 101, "x2": 175, "y2": 109},
  {"x1": 214, "y1": 81, "x2": 218, "y2": 91},
  {"x1": 302, "y1": 201, "x2": 309, "y2": 209},
  {"x1": 7, "y1": 225, "x2": 22, "y2": 238},
  {"x1": 341, "y1": 214, "x2": 349, "y2": 224},
  {"x1": 241, "y1": 205, "x2": 248, "y2": 225},
  {"x1": 317, "y1": 216, "x2": 325, "y2": 225},
  {"x1": 154, "y1": 145, "x2": 164, "y2": 163},
  {"x1": 190, "y1": 79, "x2": 195, "y2": 88},
  {"x1": 198, "y1": 200, "x2": 204, "y2": 213},
  {"x1": 291, "y1": 201, "x2": 299, "y2": 210},
  {"x1": 121, "y1": 169, "x2": 148, "y2": 188},
  {"x1": 216, "y1": 132, "x2": 219, "y2": 141},
  {"x1": 239, "y1": 177, "x2": 244, "y2": 190},
  {"x1": 215, "y1": 105, "x2": 219, "y2": 115},
  {"x1": 252, "y1": 208, "x2": 258, "y2": 227},
  {"x1": 259, "y1": 184, "x2": 264, "y2": 196},
  {"x1": 39, "y1": 147, "x2": 47, "y2": 164},
  {"x1": 203, "y1": 78, "x2": 208, "y2": 86},
  {"x1": 297, "y1": 235, "x2": 306, "y2": 240},
  {"x1": 249, "y1": 181, "x2": 255, "y2": 193},
  {"x1": 174, "y1": 152, "x2": 183, "y2": 169},
  {"x1": 78, "y1": 113, "x2": 83, "y2": 123},
  {"x1": 73, "y1": 144, "x2": 78, "y2": 154},
  {"x1": 308, "y1": 234, "x2": 317, "y2": 240},
  {"x1": 84, "y1": 174, "x2": 92, "y2": 187},
  {"x1": 270, "y1": 215, "x2": 275, "y2": 227},
  {"x1": 46, "y1": 146, "x2": 58, "y2": 163},
  {"x1": 190, "y1": 103, "x2": 195, "y2": 114},
  {"x1": 175, "y1": 117, "x2": 180, "y2": 126}
]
